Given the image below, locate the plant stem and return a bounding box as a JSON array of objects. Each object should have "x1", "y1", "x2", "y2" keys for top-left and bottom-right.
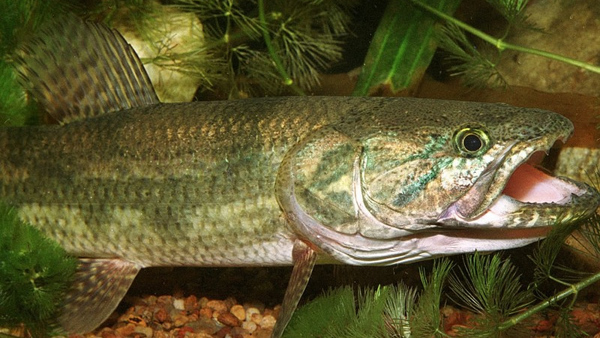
[
  {"x1": 408, "y1": 0, "x2": 600, "y2": 74},
  {"x1": 498, "y1": 271, "x2": 600, "y2": 330},
  {"x1": 257, "y1": 0, "x2": 305, "y2": 95}
]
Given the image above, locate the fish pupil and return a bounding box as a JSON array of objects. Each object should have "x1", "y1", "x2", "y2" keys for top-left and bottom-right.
[{"x1": 463, "y1": 134, "x2": 482, "y2": 151}]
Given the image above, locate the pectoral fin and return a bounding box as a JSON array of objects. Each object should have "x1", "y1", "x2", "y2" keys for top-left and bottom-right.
[
  {"x1": 271, "y1": 240, "x2": 317, "y2": 338},
  {"x1": 58, "y1": 258, "x2": 140, "y2": 333}
]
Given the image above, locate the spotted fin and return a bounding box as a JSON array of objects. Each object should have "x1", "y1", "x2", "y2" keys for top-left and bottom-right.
[
  {"x1": 271, "y1": 240, "x2": 317, "y2": 338},
  {"x1": 14, "y1": 15, "x2": 159, "y2": 124},
  {"x1": 58, "y1": 258, "x2": 140, "y2": 333}
]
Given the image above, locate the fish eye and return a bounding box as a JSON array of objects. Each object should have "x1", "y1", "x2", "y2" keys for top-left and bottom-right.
[{"x1": 453, "y1": 127, "x2": 491, "y2": 157}]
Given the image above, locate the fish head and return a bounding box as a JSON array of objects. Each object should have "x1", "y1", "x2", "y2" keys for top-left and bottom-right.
[
  {"x1": 279, "y1": 98, "x2": 600, "y2": 265},
  {"x1": 358, "y1": 100, "x2": 598, "y2": 230}
]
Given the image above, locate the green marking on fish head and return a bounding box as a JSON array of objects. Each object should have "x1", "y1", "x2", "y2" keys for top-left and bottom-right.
[{"x1": 358, "y1": 122, "x2": 504, "y2": 228}]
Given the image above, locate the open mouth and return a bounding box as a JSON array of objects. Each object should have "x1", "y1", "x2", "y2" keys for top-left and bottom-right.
[
  {"x1": 438, "y1": 147, "x2": 600, "y2": 228},
  {"x1": 501, "y1": 162, "x2": 581, "y2": 204}
]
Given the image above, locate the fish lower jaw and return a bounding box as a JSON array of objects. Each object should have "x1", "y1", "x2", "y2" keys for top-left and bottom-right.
[{"x1": 438, "y1": 161, "x2": 599, "y2": 228}]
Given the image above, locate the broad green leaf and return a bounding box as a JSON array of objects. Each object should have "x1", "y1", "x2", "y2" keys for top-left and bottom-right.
[{"x1": 353, "y1": 0, "x2": 462, "y2": 96}]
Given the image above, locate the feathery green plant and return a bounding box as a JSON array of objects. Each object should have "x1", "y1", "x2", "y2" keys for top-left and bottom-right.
[
  {"x1": 92, "y1": 0, "x2": 358, "y2": 98},
  {"x1": 448, "y1": 253, "x2": 534, "y2": 337},
  {"x1": 0, "y1": 0, "x2": 72, "y2": 126},
  {"x1": 0, "y1": 202, "x2": 77, "y2": 336},
  {"x1": 284, "y1": 286, "x2": 389, "y2": 338},
  {"x1": 410, "y1": 259, "x2": 453, "y2": 337},
  {"x1": 185, "y1": 0, "x2": 357, "y2": 97},
  {"x1": 284, "y1": 259, "x2": 453, "y2": 337},
  {"x1": 411, "y1": 0, "x2": 600, "y2": 88},
  {"x1": 383, "y1": 283, "x2": 418, "y2": 337}
]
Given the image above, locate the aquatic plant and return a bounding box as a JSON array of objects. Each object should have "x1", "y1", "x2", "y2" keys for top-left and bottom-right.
[
  {"x1": 414, "y1": 0, "x2": 600, "y2": 88},
  {"x1": 0, "y1": 203, "x2": 77, "y2": 337}
]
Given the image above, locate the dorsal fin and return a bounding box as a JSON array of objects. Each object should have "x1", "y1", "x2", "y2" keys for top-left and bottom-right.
[
  {"x1": 14, "y1": 15, "x2": 159, "y2": 124},
  {"x1": 58, "y1": 258, "x2": 140, "y2": 333}
]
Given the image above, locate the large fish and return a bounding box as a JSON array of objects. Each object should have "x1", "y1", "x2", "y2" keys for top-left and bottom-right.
[{"x1": 2, "y1": 15, "x2": 599, "y2": 337}]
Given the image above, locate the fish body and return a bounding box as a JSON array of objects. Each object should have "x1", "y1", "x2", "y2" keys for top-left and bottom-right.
[{"x1": 2, "y1": 16, "x2": 600, "y2": 336}]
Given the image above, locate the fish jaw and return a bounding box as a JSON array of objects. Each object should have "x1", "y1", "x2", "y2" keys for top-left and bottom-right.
[
  {"x1": 435, "y1": 126, "x2": 600, "y2": 249},
  {"x1": 441, "y1": 164, "x2": 598, "y2": 227},
  {"x1": 437, "y1": 141, "x2": 600, "y2": 229}
]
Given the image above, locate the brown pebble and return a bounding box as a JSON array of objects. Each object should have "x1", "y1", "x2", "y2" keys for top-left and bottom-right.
[
  {"x1": 259, "y1": 315, "x2": 276, "y2": 329},
  {"x1": 198, "y1": 297, "x2": 209, "y2": 307},
  {"x1": 100, "y1": 329, "x2": 118, "y2": 338},
  {"x1": 185, "y1": 295, "x2": 199, "y2": 311},
  {"x1": 272, "y1": 305, "x2": 281, "y2": 319},
  {"x1": 218, "y1": 312, "x2": 241, "y2": 327},
  {"x1": 188, "y1": 312, "x2": 199, "y2": 322},
  {"x1": 173, "y1": 314, "x2": 190, "y2": 327},
  {"x1": 198, "y1": 307, "x2": 213, "y2": 319},
  {"x1": 187, "y1": 316, "x2": 218, "y2": 334},
  {"x1": 253, "y1": 328, "x2": 273, "y2": 338},
  {"x1": 214, "y1": 326, "x2": 231, "y2": 338},
  {"x1": 206, "y1": 300, "x2": 228, "y2": 314},
  {"x1": 245, "y1": 307, "x2": 261, "y2": 322},
  {"x1": 133, "y1": 325, "x2": 153, "y2": 337},
  {"x1": 250, "y1": 312, "x2": 263, "y2": 325},
  {"x1": 242, "y1": 321, "x2": 257, "y2": 333},
  {"x1": 224, "y1": 297, "x2": 237, "y2": 309},
  {"x1": 127, "y1": 314, "x2": 147, "y2": 326},
  {"x1": 154, "y1": 308, "x2": 169, "y2": 323},
  {"x1": 193, "y1": 333, "x2": 215, "y2": 338},
  {"x1": 153, "y1": 331, "x2": 168, "y2": 338},
  {"x1": 157, "y1": 295, "x2": 172, "y2": 305},
  {"x1": 146, "y1": 295, "x2": 158, "y2": 305},
  {"x1": 115, "y1": 323, "x2": 136, "y2": 336},
  {"x1": 230, "y1": 304, "x2": 246, "y2": 321},
  {"x1": 231, "y1": 326, "x2": 249, "y2": 336}
]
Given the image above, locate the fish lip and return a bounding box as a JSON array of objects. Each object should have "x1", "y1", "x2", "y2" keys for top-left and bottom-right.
[{"x1": 437, "y1": 135, "x2": 600, "y2": 228}]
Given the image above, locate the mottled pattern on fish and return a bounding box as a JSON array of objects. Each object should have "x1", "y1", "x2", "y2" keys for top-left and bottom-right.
[{"x1": 0, "y1": 100, "x2": 334, "y2": 266}]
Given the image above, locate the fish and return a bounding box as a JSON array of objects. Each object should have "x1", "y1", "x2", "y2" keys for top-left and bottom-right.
[{"x1": 2, "y1": 15, "x2": 599, "y2": 337}]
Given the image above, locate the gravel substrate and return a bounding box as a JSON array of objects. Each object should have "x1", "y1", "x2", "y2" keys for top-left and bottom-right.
[
  {"x1": 72, "y1": 295, "x2": 600, "y2": 338},
  {"x1": 78, "y1": 295, "x2": 278, "y2": 338}
]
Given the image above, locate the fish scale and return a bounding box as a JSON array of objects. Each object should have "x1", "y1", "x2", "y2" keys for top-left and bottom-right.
[{"x1": 2, "y1": 14, "x2": 600, "y2": 337}]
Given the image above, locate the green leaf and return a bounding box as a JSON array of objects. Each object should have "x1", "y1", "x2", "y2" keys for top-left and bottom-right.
[{"x1": 353, "y1": 0, "x2": 462, "y2": 96}]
